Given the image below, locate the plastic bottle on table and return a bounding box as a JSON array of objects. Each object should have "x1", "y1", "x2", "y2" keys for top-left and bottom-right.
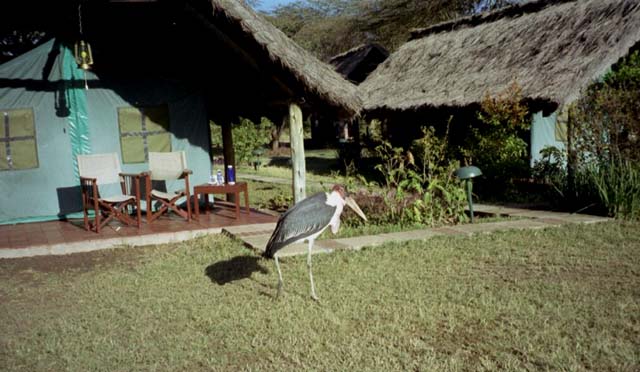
[
  {"x1": 216, "y1": 169, "x2": 223, "y2": 185},
  {"x1": 226, "y1": 165, "x2": 235, "y2": 185}
]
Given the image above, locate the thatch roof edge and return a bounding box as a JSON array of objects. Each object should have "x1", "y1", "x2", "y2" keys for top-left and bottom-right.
[{"x1": 329, "y1": 43, "x2": 388, "y2": 64}]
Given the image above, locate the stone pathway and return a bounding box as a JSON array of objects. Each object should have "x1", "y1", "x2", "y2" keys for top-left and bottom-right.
[
  {"x1": 224, "y1": 203, "x2": 611, "y2": 257},
  {"x1": 0, "y1": 203, "x2": 611, "y2": 260}
]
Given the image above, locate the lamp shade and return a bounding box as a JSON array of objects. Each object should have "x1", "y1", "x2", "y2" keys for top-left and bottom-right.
[{"x1": 454, "y1": 165, "x2": 482, "y2": 180}]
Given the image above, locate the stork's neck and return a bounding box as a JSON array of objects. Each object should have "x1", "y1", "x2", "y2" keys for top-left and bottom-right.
[{"x1": 326, "y1": 190, "x2": 346, "y2": 207}]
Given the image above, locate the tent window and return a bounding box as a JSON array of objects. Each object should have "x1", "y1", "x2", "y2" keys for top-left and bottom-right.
[
  {"x1": 0, "y1": 109, "x2": 38, "y2": 171},
  {"x1": 118, "y1": 105, "x2": 171, "y2": 164}
]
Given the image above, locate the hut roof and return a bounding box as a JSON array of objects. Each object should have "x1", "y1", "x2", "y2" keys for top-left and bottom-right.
[
  {"x1": 360, "y1": 0, "x2": 640, "y2": 113},
  {"x1": 329, "y1": 43, "x2": 389, "y2": 84}
]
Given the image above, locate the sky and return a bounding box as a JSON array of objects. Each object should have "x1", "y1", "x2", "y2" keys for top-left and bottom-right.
[{"x1": 254, "y1": 0, "x2": 297, "y2": 13}]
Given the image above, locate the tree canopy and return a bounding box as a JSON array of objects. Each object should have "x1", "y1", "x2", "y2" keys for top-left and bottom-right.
[{"x1": 265, "y1": 0, "x2": 518, "y2": 61}]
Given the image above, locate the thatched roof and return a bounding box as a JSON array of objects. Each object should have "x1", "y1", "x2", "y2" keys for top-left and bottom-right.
[
  {"x1": 329, "y1": 43, "x2": 389, "y2": 84},
  {"x1": 360, "y1": 0, "x2": 640, "y2": 113},
  {"x1": 209, "y1": 0, "x2": 362, "y2": 116}
]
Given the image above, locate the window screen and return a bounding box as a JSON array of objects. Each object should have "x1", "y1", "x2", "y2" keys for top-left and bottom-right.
[
  {"x1": 118, "y1": 105, "x2": 171, "y2": 164},
  {"x1": 0, "y1": 109, "x2": 38, "y2": 171}
]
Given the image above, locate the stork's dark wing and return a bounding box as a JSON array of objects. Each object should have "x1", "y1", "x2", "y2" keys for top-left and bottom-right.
[{"x1": 263, "y1": 192, "x2": 335, "y2": 258}]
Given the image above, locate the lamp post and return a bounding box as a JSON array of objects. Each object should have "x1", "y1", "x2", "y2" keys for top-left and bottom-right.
[{"x1": 454, "y1": 165, "x2": 482, "y2": 223}]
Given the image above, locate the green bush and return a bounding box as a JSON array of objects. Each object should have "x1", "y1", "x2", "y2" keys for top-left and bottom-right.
[
  {"x1": 210, "y1": 117, "x2": 272, "y2": 165},
  {"x1": 585, "y1": 158, "x2": 640, "y2": 220},
  {"x1": 463, "y1": 82, "x2": 531, "y2": 188},
  {"x1": 234, "y1": 118, "x2": 272, "y2": 165},
  {"x1": 532, "y1": 145, "x2": 568, "y2": 201},
  {"x1": 371, "y1": 127, "x2": 467, "y2": 226},
  {"x1": 572, "y1": 52, "x2": 640, "y2": 165},
  {"x1": 568, "y1": 50, "x2": 640, "y2": 219}
]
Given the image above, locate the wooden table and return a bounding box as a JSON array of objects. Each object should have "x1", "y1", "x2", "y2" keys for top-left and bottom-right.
[{"x1": 193, "y1": 182, "x2": 249, "y2": 219}]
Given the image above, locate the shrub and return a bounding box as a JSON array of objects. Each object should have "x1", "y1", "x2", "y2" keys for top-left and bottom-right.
[
  {"x1": 267, "y1": 193, "x2": 293, "y2": 213},
  {"x1": 584, "y1": 158, "x2": 640, "y2": 220},
  {"x1": 568, "y1": 51, "x2": 640, "y2": 219},
  {"x1": 210, "y1": 117, "x2": 272, "y2": 165},
  {"x1": 372, "y1": 126, "x2": 468, "y2": 226},
  {"x1": 464, "y1": 82, "x2": 531, "y2": 188},
  {"x1": 532, "y1": 145, "x2": 567, "y2": 200},
  {"x1": 233, "y1": 117, "x2": 272, "y2": 165},
  {"x1": 572, "y1": 53, "x2": 640, "y2": 165}
]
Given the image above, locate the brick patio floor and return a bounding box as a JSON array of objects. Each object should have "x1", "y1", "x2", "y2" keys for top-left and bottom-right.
[{"x1": 0, "y1": 201, "x2": 277, "y2": 259}]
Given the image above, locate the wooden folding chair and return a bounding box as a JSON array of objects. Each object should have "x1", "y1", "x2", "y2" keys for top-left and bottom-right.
[
  {"x1": 77, "y1": 153, "x2": 143, "y2": 233},
  {"x1": 145, "y1": 151, "x2": 192, "y2": 223}
]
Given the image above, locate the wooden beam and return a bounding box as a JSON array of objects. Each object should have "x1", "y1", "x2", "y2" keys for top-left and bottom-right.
[
  {"x1": 221, "y1": 120, "x2": 236, "y2": 202},
  {"x1": 289, "y1": 103, "x2": 306, "y2": 203},
  {"x1": 184, "y1": 4, "x2": 296, "y2": 98}
]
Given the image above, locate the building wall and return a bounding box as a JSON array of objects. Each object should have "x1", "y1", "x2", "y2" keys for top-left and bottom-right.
[{"x1": 530, "y1": 110, "x2": 567, "y2": 167}]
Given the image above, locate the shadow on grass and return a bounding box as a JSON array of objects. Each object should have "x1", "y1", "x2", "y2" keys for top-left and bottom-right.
[{"x1": 205, "y1": 256, "x2": 269, "y2": 285}]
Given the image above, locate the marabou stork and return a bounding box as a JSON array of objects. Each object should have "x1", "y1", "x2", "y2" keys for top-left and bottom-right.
[{"x1": 263, "y1": 184, "x2": 367, "y2": 300}]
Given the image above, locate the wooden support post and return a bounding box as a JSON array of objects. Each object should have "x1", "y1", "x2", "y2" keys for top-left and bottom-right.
[
  {"x1": 566, "y1": 108, "x2": 576, "y2": 208},
  {"x1": 221, "y1": 120, "x2": 236, "y2": 202},
  {"x1": 289, "y1": 103, "x2": 306, "y2": 203}
]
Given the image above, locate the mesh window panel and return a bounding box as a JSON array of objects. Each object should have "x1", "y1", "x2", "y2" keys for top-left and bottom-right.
[
  {"x1": 118, "y1": 105, "x2": 171, "y2": 164},
  {"x1": 1, "y1": 108, "x2": 38, "y2": 170}
]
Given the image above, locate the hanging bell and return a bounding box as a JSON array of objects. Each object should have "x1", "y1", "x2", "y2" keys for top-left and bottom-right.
[{"x1": 74, "y1": 40, "x2": 94, "y2": 70}]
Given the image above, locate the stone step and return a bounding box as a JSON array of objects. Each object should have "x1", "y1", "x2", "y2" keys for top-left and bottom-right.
[{"x1": 221, "y1": 204, "x2": 612, "y2": 259}]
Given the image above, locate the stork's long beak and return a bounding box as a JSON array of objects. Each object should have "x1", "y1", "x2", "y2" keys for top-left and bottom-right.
[{"x1": 345, "y1": 196, "x2": 367, "y2": 221}]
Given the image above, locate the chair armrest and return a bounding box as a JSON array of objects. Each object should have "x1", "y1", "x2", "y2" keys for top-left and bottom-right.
[
  {"x1": 118, "y1": 173, "x2": 143, "y2": 197},
  {"x1": 79, "y1": 176, "x2": 99, "y2": 199},
  {"x1": 120, "y1": 172, "x2": 144, "y2": 179}
]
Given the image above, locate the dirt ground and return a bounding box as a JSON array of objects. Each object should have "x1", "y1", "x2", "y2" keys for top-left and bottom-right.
[{"x1": 0, "y1": 245, "x2": 165, "y2": 284}]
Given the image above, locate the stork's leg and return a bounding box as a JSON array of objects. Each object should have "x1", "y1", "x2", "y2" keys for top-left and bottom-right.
[
  {"x1": 274, "y1": 253, "x2": 284, "y2": 299},
  {"x1": 307, "y1": 239, "x2": 319, "y2": 301}
]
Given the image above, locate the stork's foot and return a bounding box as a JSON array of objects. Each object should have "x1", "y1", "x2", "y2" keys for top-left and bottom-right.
[
  {"x1": 310, "y1": 289, "x2": 319, "y2": 301},
  {"x1": 276, "y1": 281, "x2": 284, "y2": 300}
]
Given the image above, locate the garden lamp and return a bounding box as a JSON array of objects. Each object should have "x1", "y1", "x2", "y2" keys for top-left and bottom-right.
[
  {"x1": 454, "y1": 165, "x2": 482, "y2": 223},
  {"x1": 252, "y1": 148, "x2": 265, "y2": 170}
]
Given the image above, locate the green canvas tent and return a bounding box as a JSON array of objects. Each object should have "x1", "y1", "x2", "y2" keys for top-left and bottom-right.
[
  {"x1": 0, "y1": 39, "x2": 211, "y2": 224},
  {"x1": 1, "y1": 0, "x2": 362, "y2": 225}
]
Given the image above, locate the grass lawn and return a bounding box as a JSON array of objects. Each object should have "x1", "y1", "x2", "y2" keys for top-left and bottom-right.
[
  {"x1": 246, "y1": 180, "x2": 327, "y2": 212},
  {"x1": 238, "y1": 148, "x2": 344, "y2": 185},
  {"x1": 1, "y1": 221, "x2": 639, "y2": 371}
]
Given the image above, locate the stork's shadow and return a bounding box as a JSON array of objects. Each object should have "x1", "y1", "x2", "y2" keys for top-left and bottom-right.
[{"x1": 205, "y1": 256, "x2": 268, "y2": 285}]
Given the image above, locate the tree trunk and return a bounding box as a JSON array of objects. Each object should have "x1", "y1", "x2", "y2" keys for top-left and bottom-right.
[{"x1": 270, "y1": 117, "x2": 286, "y2": 151}]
